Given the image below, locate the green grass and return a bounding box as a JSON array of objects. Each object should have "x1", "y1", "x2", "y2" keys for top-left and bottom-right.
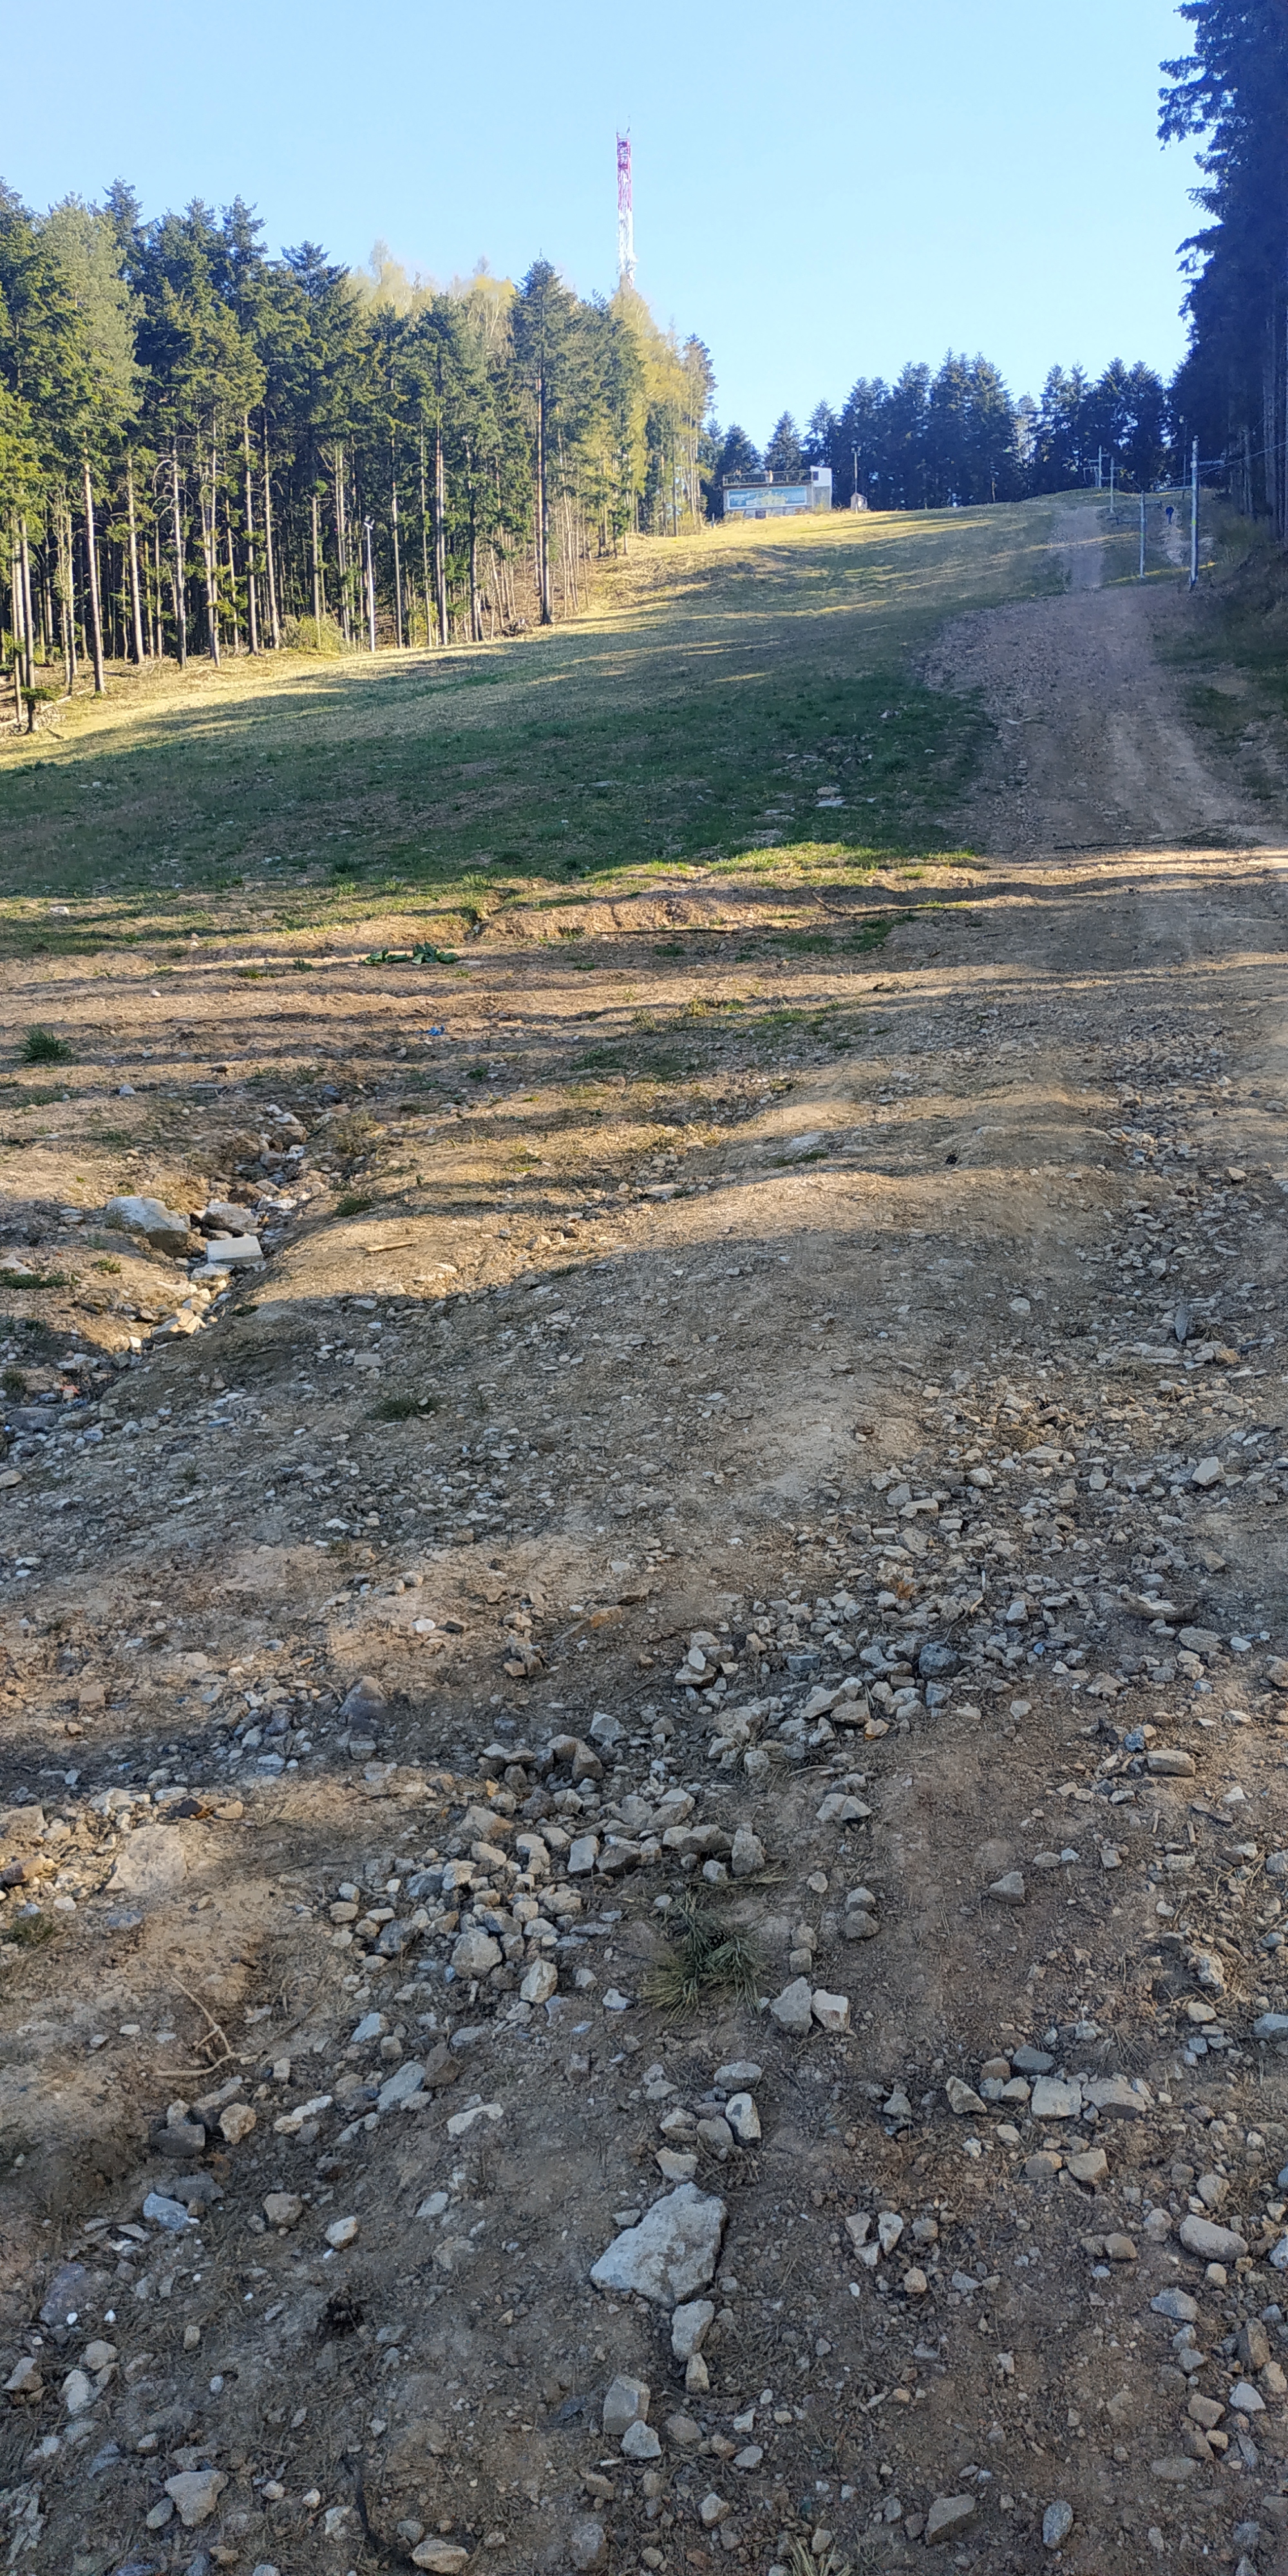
[
  {"x1": 20, "y1": 1026, "x2": 72, "y2": 1065},
  {"x1": 644, "y1": 1895, "x2": 762, "y2": 2014},
  {"x1": 0, "y1": 500, "x2": 1062, "y2": 942}
]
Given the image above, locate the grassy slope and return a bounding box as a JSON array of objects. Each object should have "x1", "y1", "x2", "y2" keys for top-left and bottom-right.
[{"x1": 0, "y1": 500, "x2": 1062, "y2": 958}]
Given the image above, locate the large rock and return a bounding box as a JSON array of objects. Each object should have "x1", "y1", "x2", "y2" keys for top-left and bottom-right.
[
  {"x1": 164, "y1": 2469, "x2": 227, "y2": 2527},
  {"x1": 1031, "y1": 2076, "x2": 1081, "y2": 2121},
  {"x1": 925, "y1": 2494, "x2": 976, "y2": 2544},
  {"x1": 341, "y1": 1675, "x2": 388, "y2": 1724},
  {"x1": 103, "y1": 1194, "x2": 193, "y2": 1256},
  {"x1": 1083, "y1": 2076, "x2": 1153, "y2": 2119},
  {"x1": 590, "y1": 2184, "x2": 726, "y2": 2307},
  {"x1": 1179, "y1": 2212, "x2": 1247, "y2": 2264},
  {"x1": 104, "y1": 1828, "x2": 186, "y2": 1906},
  {"x1": 768, "y1": 1976, "x2": 813, "y2": 2032},
  {"x1": 451, "y1": 1928, "x2": 501, "y2": 1977},
  {"x1": 602, "y1": 2374, "x2": 650, "y2": 2439}
]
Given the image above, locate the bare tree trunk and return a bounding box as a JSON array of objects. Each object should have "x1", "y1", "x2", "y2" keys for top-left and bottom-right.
[
  {"x1": 261, "y1": 418, "x2": 281, "y2": 647},
  {"x1": 81, "y1": 454, "x2": 106, "y2": 693},
  {"x1": 419, "y1": 434, "x2": 434, "y2": 643},
  {"x1": 151, "y1": 518, "x2": 162, "y2": 658},
  {"x1": 390, "y1": 448, "x2": 404, "y2": 648},
  {"x1": 57, "y1": 506, "x2": 76, "y2": 689},
  {"x1": 242, "y1": 415, "x2": 260, "y2": 653},
  {"x1": 200, "y1": 439, "x2": 220, "y2": 664},
  {"x1": 332, "y1": 446, "x2": 352, "y2": 641},
  {"x1": 225, "y1": 497, "x2": 242, "y2": 651},
  {"x1": 535, "y1": 365, "x2": 552, "y2": 623},
  {"x1": 311, "y1": 491, "x2": 323, "y2": 624},
  {"x1": 466, "y1": 442, "x2": 482, "y2": 641},
  {"x1": 433, "y1": 421, "x2": 448, "y2": 645},
  {"x1": 8, "y1": 522, "x2": 23, "y2": 726},
  {"x1": 125, "y1": 455, "x2": 146, "y2": 661},
  {"x1": 171, "y1": 447, "x2": 188, "y2": 666},
  {"x1": 18, "y1": 516, "x2": 35, "y2": 690}
]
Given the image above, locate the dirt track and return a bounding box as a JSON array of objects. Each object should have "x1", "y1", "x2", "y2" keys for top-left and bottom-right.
[
  {"x1": 5, "y1": 507, "x2": 1288, "y2": 2576},
  {"x1": 928, "y1": 506, "x2": 1261, "y2": 855}
]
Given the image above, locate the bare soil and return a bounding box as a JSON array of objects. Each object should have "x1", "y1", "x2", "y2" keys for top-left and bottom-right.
[{"x1": 4, "y1": 504, "x2": 1288, "y2": 2576}]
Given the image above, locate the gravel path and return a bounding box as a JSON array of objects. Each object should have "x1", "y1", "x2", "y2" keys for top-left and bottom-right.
[{"x1": 926, "y1": 502, "x2": 1262, "y2": 855}]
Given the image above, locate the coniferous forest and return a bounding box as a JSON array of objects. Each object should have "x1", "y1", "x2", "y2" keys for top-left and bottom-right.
[
  {"x1": 0, "y1": 184, "x2": 713, "y2": 712},
  {"x1": 1, "y1": 24, "x2": 1282, "y2": 725}
]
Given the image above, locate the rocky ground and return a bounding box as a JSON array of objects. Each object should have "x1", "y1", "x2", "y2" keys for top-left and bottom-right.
[{"x1": 3, "y1": 507, "x2": 1288, "y2": 2576}]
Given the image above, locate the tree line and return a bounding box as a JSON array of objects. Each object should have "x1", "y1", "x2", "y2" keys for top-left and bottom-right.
[
  {"x1": 0, "y1": 180, "x2": 713, "y2": 720},
  {"x1": 709, "y1": 351, "x2": 1175, "y2": 515},
  {"x1": 1159, "y1": 0, "x2": 1288, "y2": 540}
]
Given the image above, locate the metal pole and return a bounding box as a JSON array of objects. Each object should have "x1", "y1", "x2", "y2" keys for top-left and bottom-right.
[
  {"x1": 1139, "y1": 488, "x2": 1146, "y2": 580},
  {"x1": 1108, "y1": 452, "x2": 1115, "y2": 520},
  {"x1": 1189, "y1": 437, "x2": 1199, "y2": 589}
]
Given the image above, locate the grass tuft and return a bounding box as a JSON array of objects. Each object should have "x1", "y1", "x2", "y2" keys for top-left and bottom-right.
[
  {"x1": 21, "y1": 1026, "x2": 71, "y2": 1065},
  {"x1": 644, "y1": 1892, "x2": 761, "y2": 2016}
]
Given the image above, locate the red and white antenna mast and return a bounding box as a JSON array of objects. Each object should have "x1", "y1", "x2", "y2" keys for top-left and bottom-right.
[{"x1": 616, "y1": 133, "x2": 636, "y2": 289}]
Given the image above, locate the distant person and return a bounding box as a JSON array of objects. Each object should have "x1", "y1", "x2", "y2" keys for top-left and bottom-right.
[{"x1": 1165, "y1": 504, "x2": 1175, "y2": 526}]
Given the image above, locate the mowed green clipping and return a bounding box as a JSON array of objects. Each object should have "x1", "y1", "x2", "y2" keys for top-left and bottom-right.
[{"x1": 0, "y1": 502, "x2": 1064, "y2": 933}]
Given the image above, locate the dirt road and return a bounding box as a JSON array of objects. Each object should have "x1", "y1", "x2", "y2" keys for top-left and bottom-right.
[
  {"x1": 928, "y1": 502, "x2": 1260, "y2": 855},
  {"x1": 4, "y1": 507, "x2": 1288, "y2": 2576}
]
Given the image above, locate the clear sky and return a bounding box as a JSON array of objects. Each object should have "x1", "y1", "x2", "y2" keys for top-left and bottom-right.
[{"x1": 9, "y1": 0, "x2": 1202, "y2": 446}]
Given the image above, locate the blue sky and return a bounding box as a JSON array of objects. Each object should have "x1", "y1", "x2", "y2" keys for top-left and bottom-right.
[{"x1": 10, "y1": 0, "x2": 1202, "y2": 445}]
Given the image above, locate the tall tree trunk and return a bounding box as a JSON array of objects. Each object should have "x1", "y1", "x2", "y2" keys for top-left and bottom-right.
[
  {"x1": 419, "y1": 434, "x2": 433, "y2": 643},
  {"x1": 81, "y1": 454, "x2": 106, "y2": 694},
  {"x1": 433, "y1": 421, "x2": 448, "y2": 645},
  {"x1": 18, "y1": 517, "x2": 35, "y2": 691},
  {"x1": 171, "y1": 447, "x2": 188, "y2": 667},
  {"x1": 225, "y1": 498, "x2": 242, "y2": 652},
  {"x1": 535, "y1": 365, "x2": 552, "y2": 623},
  {"x1": 465, "y1": 443, "x2": 482, "y2": 641},
  {"x1": 311, "y1": 491, "x2": 323, "y2": 625},
  {"x1": 58, "y1": 506, "x2": 76, "y2": 689},
  {"x1": 124, "y1": 455, "x2": 146, "y2": 662},
  {"x1": 151, "y1": 519, "x2": 162, "y2": 658},
  {"x1": 242, "y1": 414, "x2": 260, "y2": 653},
  {"x1": 197, "y1": 440, "x2": 220, "y2": 665},
  {"x1": 8, "y1": 522, "x2": 23, "y2": 726},
  {"x1": 200, "y1": 440, "x2": 220, "y2": 665},
  {"x1": 333, "y1": 447, "x2": 352, "y2": 642},
  {"x1": 262, "y1": 418, "x2": 281, "y2": 647},
  {"x1": 390, "y1": 448, "x2": 404, "y2": 649}
]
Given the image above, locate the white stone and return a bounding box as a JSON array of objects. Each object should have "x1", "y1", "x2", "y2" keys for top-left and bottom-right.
[
  {"x1": 520, "y1": 1958, "x2": 558, "y2": 2005},
  {"x1": 104, "y1": 1195, "x2": 191, "y2": 1255},
  {"x1": 61, "y1": 2368, "x2": 95, "y2": 2415},
  {"x1": 445, "y1": 2100, "x2": 503, "y2": 2139},
  {"x1": 730, "y1": 1824, "x2": 765, "y2": 1877},
  {"x1": 724, "y1": 2092, "x2": 761, "y2": 2144},
  {"x1": 104, "y1": 1826, "x2": 186, "y2": 1905},
  {"x1": 622, "y1": 2421, "x2": 662, "y2": 2460},
  {"x1": 811, "y1": 1988, "x2": 850, "y2": 2032},
  {"x1": 671, "y1": 2299, "x2": 715, "y2": 2361},
  {"x1": 1030, "y1": 2076, "x2": 1081, "y2": 2121},
  {"x1": 164, "y1": 2469, "x2": 228, "y2": 2528},
  {"x1": 325, "y1": 2215, "x2": 359, "y2": 2248},
  {"x1": 768, "y1": 1976, "x2": 813, "y2": 2032},
  {"x1": 1179, "y1": 2213, "x2": 1248, "y2": 2264},
  {"x1": 590, "y1": 2184, "x2": 726, "y2": 2307}
]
